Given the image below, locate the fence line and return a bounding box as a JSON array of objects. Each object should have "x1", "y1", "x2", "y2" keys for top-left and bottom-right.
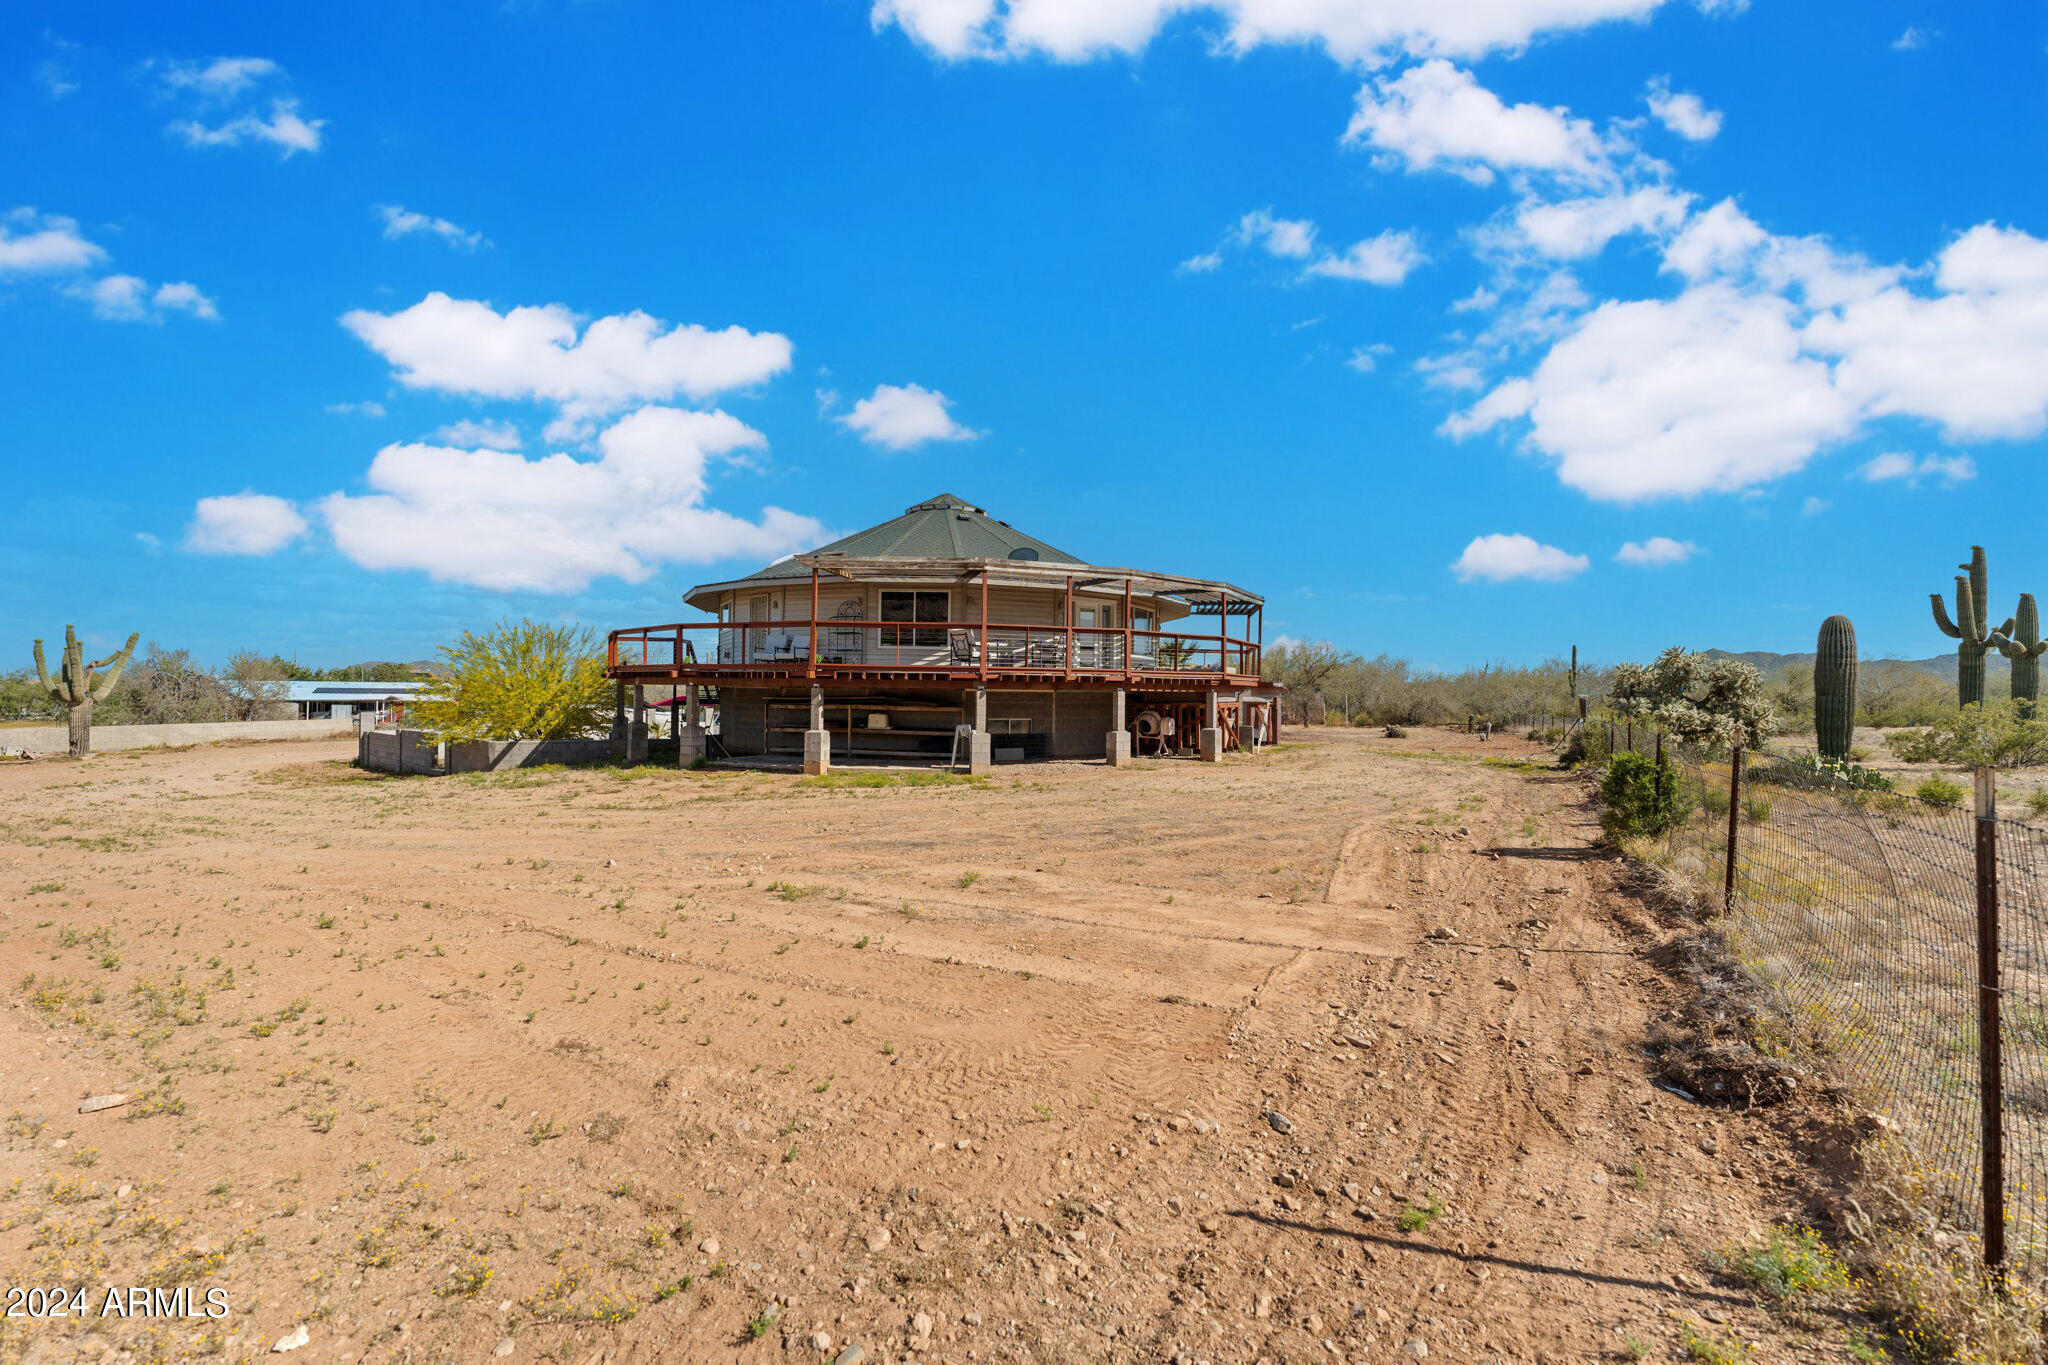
[{"x1": 1594, "y1": 722, "x2": 2045, "y2": 1279}]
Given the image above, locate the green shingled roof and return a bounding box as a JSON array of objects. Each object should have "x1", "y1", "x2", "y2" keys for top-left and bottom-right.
[{"x1": 736, "y1": 494, "x2": 1084, "y2": 581}]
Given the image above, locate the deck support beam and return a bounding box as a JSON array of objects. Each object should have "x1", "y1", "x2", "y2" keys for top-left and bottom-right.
[
  {"x1": 1107, "y1": 687, "x2": 1131, "y2": 766},
  {"x1": 677, "y1": 684, "x2": 706, "y2": 765},
  {"x1": 626, "y1": 684, "x2": 649, "y2": 764},
  {"x1": 960, "y1": 685, "x2": 991, "y2": 775},
  {"x1": 1199, "y1": 689, "x2": 1223, "y2": 763},
  {"x1": 803, "y1": 683, "x2": 830, "y2": 775}
]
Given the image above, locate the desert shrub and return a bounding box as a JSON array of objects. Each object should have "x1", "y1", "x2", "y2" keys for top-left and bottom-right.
[
  {"x1": 1599, "y1": 751, "x2": 1683, "y2": 840},
  {"x1": 1888, "y1": 700, "x2": 2048, "y2": 769},
  {"x1": 1383, "y1": 725, "x2": 1408, "y2": 738},
  {"x1": 2025, "y1": 790, "x2": 2048, "y2": 819},
  {"x1": 1914, "y1": 776, "x2": 1966, "y2": 808},
  {"x1": 1741, "y1": 797, "x2": 1773, "y2": 825}
]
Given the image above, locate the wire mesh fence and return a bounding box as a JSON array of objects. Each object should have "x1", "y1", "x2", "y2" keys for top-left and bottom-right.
[{"x1": 1600, "y1": 729, "x2": 2048, "y2": 1279}]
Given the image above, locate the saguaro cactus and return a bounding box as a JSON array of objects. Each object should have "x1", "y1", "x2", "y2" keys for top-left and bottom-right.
[
  {"x1": 1996, "y1": 593, "x2": 2048, "y2": 708},
  {"x1": 33, "y1": 625, "x2": 139, "y2": 757},
  {"x1": 1931, "y1": 546, "x2": 2012, "y2": 708},
  {"x1": 1814, "y1": 615, "x2": 1858, "y2": 760}
]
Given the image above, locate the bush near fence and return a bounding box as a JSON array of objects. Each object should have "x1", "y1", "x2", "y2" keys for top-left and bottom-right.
[{"x1": 1601, "y1": 725, "x2": 2048, "y2": 1286}]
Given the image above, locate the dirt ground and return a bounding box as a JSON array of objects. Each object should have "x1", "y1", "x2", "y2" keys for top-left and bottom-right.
[{"x1": 0, "y1": 728, "x2": 1867, "y2": 1364}]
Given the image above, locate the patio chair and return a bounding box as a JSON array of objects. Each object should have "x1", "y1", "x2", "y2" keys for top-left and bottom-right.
[{"x1": 948, "y1": 629, "x2": 981, "y2": 665}]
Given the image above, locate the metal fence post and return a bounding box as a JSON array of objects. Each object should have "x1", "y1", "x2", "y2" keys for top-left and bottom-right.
[
  {"x1": 1974, "y1": 765, "x2": 2008, "y2": 1274},
  {"x1": 1724, "y1": 747, "x2": 1742, "y2": 914}
]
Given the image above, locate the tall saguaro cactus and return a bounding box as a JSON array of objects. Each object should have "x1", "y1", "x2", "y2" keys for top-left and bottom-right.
[
  {"x1": 1931, "y1": 546, "x2": 2012, "y2": 708},
  {"x1": 33, "y1": 625, "x2": 139, "y2": 757},
  {"x1": 1814, "y1": 615, "x2": 1858, "y2": 760},
  {"x1": 1996, "y1": 593, "x2": 2048, "y2": 708}
]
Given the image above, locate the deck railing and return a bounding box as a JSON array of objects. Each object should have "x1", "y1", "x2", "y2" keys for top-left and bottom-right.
[{"x1": 607, "y1": 619, "x2": 1260, "y2": 680}]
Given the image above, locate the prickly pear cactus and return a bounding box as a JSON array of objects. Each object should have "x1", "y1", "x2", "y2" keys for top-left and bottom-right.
[
  {"x1": 1931, "y1": 546, "x2": 2013, "y2": 708},
  {"x1": 1813, "y1": 615, "x2": 1857, "y2": 760},
  {"x1": 1995, "y1": 593, "x2": 2048, "y2": 706}
]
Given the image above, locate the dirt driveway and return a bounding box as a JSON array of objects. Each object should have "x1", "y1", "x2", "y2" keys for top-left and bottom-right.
[{"x1": 0, "y1": 729, "x2": 1846, "y2": 1363}]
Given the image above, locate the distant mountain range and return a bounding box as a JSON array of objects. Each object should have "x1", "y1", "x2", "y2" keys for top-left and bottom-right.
[{"x1": 1700, "y1": 649, "x2": 1997, "y2": 682}]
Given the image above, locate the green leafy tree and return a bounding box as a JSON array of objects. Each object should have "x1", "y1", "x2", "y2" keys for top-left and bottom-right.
[
  {"x1": 1608, "y1": 647, "x2": 1775, "y2": 749},
  {"x1": 408, "y1": 619, "x2": 610, "y2": 743}
]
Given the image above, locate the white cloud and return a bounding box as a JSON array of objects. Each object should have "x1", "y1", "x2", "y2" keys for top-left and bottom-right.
[
  {"x1": 149, "y1": 280, "x2": 219, "y2": 320},
  {"x1": 1345, "y1": 343, "x2": 1393, "y2": 373},
  {"x1": 871, "y1": 0, "x2": 1686, "y2": 66},
  {"x1": 156, "y1": 56, "x2": 282, "y2": 99},
  {"x1": 1644, "y1": 78, "x2": 1722, "y2": 141},
  {"x1": 170, "y1": 99, "x2": 324, "y2": 156},
  {"x1": 340, "y1": 292, "x2": 793, "y2": 425},
  {"x1": 1448, "y1": 284, "x2": 1854, "y2": 501},
  {"x1": 1858, "y1": 452, "x2": 1976, "y2": 486},
  {"x1": 1806, "y1": 224, "x2": 2048, "y2": 441},
  {"x1": 837, "y1": 382, "x2": 981, "y2": 451},
  {"x1": 1197, "y1": 210, "x2": 1424, "y2": 286},
  {"x1": 1303, "y1": 229, "x2": 1426, "y2": 285},
  {"x1": 156, "y1": 57, "x2": 324, "y2": 157},
  {"x1": 135, "y1": 532, "x2": 161, "y2": 552},
  {"x1": 36, "y1": 60, "x2": 78, "y2": 99},
  {"x1": 1514, "y1": 186, "x2": 1692, "y2": 259},
  {"x1": 186, "y1": 492, "x2": 308, "y2": 555},
  {"x1": 1343, "y1": 60, "x2": 1612, "y2": 186},
  {"x1": 326, "y1": 400, "x2": 387, "y2": 419},
  {"x1": 0, "y1": 207, "x2": 106, "y2": 274},
  {"x1": 1235, "y1": 208, "x2": 1317, "y2": 260},
  {"x1": 1892, "y1": 25, "x2": 1936, "y2": 51},
  {"x1": 1452, "y1": 213, "x2": 2048, "y2": 503},
  {"x1": 376, "y1": 204, "x2": 488, "y2": 252},
  {"x1": 432, "y1": 418, "x2": 523, "y2": 451},
  {"x1": 1451, "y1": 533, "x2": 1589, "y2": 583},
  {"x1": 1660, "y1": 198, "x2": 1768, "y2": 280},
  {"x1": 63, "y1": 274, "x2": 219, "y2": 323},
  {"x1": 1615, "y1": 535, "x2": 1698, "y2": 567},
  {"x1": 1800, "y1": 496, "x2": 1829, "y2": 517},
  {"x1": 314, "y1": 407, "x2": 824, "y2": 593}
]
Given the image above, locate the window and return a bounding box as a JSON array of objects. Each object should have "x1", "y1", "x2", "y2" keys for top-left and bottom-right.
[
  {"x1": 1132, "y1": 610, "x2": 1155, "y2": 633},
  {"x1": 880, "y1": 591, "x2": 949, "y2": 647}
]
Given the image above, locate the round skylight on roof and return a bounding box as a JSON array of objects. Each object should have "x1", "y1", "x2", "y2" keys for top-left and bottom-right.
[{"x1": 1008, "y1": 547, "x2": 1039, "y2": 561}]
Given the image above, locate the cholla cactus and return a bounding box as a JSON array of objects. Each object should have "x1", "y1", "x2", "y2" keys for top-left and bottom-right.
[
  {"x1": 33, "y1": 625, "x2": 139, "y2": 757},
  {"x1": 1814, "y1": 615, "x2": 1857, "y2": 760},
  {"x1": 1609, "y1": 646, "x2": 1777, "y2": 750},
  {"x1": 1995, "y1": 593, "x2": 2048, "y2": 706},
  {"x1": 1931, "y1": 546, "x2": 2013, "y2": 708}
]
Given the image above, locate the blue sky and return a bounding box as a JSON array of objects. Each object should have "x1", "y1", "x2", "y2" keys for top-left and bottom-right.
[{"x1": 4, "y1": 1, "x2": 2045, "y2": 672}]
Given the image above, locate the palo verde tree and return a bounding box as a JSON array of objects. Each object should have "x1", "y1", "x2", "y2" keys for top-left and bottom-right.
[
  {"x1": 1930, "y1": 545, "x2": 2012, "y2": 708},
  {"x1": 407, "y1": 618, "x2": 610, "y2": 743},
  {"x1": 33, "y1": 625, "x2": 140, "y2": 757},
  {"x1": 1608, "y1": 646, "x2": 1776, "y2": 750}
]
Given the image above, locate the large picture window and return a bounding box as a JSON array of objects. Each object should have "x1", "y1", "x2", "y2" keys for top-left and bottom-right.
[{"x1": 880, "y1": 591, "x2": 949, "y2": 647}]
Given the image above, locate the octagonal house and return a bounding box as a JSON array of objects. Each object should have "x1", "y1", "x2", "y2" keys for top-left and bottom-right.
[{"x1": 607, "y1": 493, "x2": 1281, "y2": 773}]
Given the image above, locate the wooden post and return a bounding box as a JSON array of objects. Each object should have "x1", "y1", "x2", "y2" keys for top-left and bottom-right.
[
  {"x1": 1123, "y1": 577, "x2": 1133, "y2": 681},
  {"x1": 980, "y1": 568, "x2": 990, "y2": 681},
  {"x1": 1975, "y1": 766, "x2": 2008, "y2": 1274},
  {"x1": 1217, "y1": 593, "x2": 1230, "y2": 674},
  {"x1": 808, "y1": 567, "x2": 819, "y2": 680},
  {"x1": 1723, "y1": 747, "x2": 1742, "y2": 914},
  {"x1": 1065, "y1": 574, "x2": 1075, "y2": 680}
]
